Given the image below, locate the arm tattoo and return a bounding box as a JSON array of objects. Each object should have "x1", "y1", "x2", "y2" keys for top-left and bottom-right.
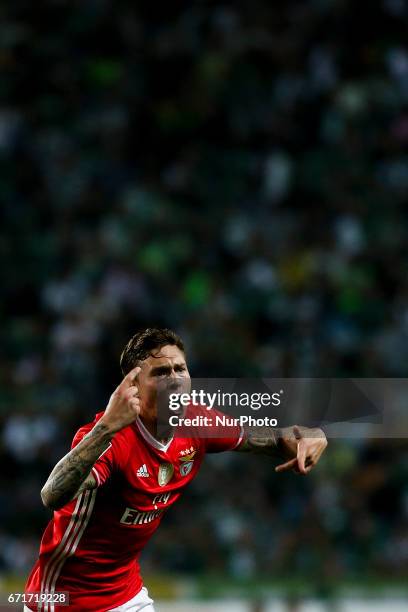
[
  {"x1": 41, "y1": 420, "x2": 113, "y2": 510},
  {"x1": 235, "y1": 426, "x2": 283, "y2": 456}
]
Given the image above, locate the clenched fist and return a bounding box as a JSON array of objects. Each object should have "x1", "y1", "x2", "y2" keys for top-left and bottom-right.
[{"x1": 100, "y1": 366, "x2": 142, "y2": 434}]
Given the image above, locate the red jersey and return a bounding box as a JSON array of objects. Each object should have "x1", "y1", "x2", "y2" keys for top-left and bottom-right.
[{"x1": 25, "y1": 407, "x2": 243, "y2": 612}]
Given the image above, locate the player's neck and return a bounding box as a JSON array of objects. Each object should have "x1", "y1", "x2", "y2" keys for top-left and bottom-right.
[{"x1": 139, "y1": 414, "x2": 172, "y2": 445}]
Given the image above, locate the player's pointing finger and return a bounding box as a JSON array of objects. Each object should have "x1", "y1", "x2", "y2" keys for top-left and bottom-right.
[
  {"x1": 121, "y1": 366, "x2": 141, "y2": 389},
  {"x1": 275, "y1": 457, "x2": 298, "y2": 472}
]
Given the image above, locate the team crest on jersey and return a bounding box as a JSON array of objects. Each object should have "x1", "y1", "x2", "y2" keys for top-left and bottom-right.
[
  {"x1": 179, "y1": 448, "x2": 196, "y2": 477},
  {"x1": 158, "y1": 462, "x2": 174, "y2": 486}
]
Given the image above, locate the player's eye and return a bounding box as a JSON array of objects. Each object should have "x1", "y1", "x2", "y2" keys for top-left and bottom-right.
[{"x1": 154, "y1": 369, "x2": 170, "y2": 377}]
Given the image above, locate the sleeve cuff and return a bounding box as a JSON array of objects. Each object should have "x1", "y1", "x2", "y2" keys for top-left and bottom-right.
[{"x1": 91, "y1": 466, "x2": 101, "y2": 487}]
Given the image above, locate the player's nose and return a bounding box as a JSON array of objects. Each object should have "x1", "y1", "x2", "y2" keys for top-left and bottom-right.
[{"x1": 167, "y1": 369, "x2": 183, "y2": 388}]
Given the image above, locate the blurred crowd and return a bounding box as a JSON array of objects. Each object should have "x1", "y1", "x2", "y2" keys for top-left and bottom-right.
[{"x1": 0, "y1": 0, "x2": 407, "y2": 587}]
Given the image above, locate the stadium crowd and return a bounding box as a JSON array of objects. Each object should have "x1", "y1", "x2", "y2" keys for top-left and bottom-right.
[{"x1": 0, "y1": 0, "x2": 407, "y2": 590}]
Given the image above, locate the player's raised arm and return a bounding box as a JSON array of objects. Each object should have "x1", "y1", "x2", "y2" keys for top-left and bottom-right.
[
  {"x1": 235, "y1": 424, "x2": 327, "y2": 475},
  {"x1": 40, "y1": 366, "x2": 141, "y2": 511}
]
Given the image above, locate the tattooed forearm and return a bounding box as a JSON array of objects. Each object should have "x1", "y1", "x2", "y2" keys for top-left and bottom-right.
[
  {"x1": 41, "y1": 420, "x2": 114, "y2": 510},
  {"x1": 235, "y1": 426, "x2": 283, "y2": 456}
]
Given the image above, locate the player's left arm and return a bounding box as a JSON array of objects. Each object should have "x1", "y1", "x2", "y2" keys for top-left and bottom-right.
[{"x1": 235, "y1": 424, "x2": 327, "y2": 475}]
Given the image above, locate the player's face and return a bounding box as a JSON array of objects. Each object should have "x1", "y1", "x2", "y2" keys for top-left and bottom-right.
[{"x1": 136, "y1": 345, "x2": 190, "y2": 418}]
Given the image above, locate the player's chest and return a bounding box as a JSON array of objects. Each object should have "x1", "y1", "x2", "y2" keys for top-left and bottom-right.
[{"x1": 118, "y1": 440, "x2": 203, "y2": 509}]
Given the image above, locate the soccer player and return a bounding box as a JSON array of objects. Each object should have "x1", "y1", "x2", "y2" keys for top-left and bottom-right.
[{"x1": 25, "y1": 328, "x2": 327, "y2": 612}]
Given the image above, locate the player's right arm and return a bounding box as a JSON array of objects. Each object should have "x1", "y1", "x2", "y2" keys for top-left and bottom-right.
[{"x1": 40, "y1": 366, "x2": 141, "y2": 511}]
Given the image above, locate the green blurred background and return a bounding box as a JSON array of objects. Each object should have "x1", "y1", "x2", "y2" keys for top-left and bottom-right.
[{"x1": 0, "y1": 0, "x2": 407, "y2": 609}]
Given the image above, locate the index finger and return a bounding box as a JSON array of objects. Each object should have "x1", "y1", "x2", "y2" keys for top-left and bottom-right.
[
  {"x1": 275, "y1": 457, "x2": 298, "y2": 473},
  {"x1": 121, "y1": 366, "x2": 141, "y2": 389}
]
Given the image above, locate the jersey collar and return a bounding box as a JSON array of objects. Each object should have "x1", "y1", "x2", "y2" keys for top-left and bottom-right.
[{"x1": 135, "y1": 416, "x2": 174, "y2": 452}]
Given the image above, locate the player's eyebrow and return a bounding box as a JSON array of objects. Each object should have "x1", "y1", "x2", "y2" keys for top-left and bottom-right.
[
  {"x1": 150, "y1": 365, "x2": 171, "y2": 374},
  {"x1": 150, "y1": 363, "x2": 186, "y2": 375}
]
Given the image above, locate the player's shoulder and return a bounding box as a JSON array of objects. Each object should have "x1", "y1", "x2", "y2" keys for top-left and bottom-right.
[
  {"x1": 185, "y1": 402, "x2": 210, "y2": 417},
  {"x1": 71, "y1": 413, "x2": 99, "y2": 448},
  {"x1": 71, "y1": 411, "x2": 133, "y2": 458},
  {"x1": 71, "y1": 411, "x2": 115, "y2": 447}
]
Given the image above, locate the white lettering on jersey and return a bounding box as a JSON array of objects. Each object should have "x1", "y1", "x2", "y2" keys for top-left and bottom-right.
[
  {"x1": 120, "y1": 507, "x2": 163, "y2": 525},
  {"x1": 152, "y1": 492, "x2": 171, "y2": 506}
]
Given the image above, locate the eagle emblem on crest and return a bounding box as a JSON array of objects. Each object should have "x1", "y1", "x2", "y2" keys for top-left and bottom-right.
[{"x1": 179, "y1": 448, "x2": 196, "y2": 477}]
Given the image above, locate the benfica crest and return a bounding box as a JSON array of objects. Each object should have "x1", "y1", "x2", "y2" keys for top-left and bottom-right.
[
  {"x1": 158, "y1": 463, "x2": 174, "y2": 487},
  {"x1": 179, "y1": 449, "x2": 196, "y2": 477}
]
